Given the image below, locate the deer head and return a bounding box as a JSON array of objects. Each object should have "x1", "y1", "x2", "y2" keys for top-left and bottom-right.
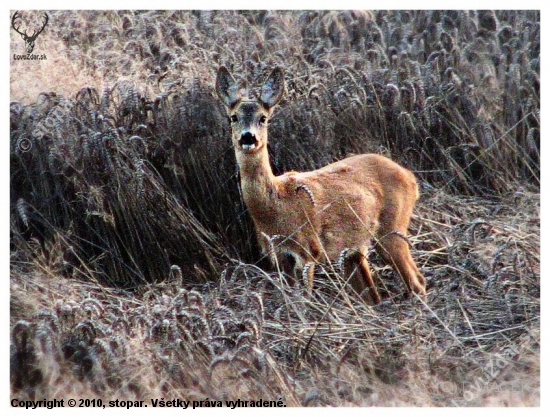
[
  {"x1": 12, "y1": 11, "x2": 49, "y2": 54},
  {"x1": 216, "y1": 66, "x2": 285, "y2": 160}
]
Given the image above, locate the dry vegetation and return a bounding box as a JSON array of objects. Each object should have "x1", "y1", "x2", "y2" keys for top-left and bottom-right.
[{"x1": 10, "y1": 10, "x2": 539, "y2": 406}]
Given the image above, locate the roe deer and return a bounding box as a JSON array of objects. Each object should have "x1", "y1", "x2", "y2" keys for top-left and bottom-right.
[{"x1": 216, "y1": 65, "x2": 426, "y2": 303}]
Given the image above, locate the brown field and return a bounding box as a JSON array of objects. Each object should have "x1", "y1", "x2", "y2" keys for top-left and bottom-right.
[{"x1": 10, "y1": 10, "x2": 539, "y2": 406}]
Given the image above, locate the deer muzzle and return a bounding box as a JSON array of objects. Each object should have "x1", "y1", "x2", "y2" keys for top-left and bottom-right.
[{"x1": 239, "y1": 131, "x2": 258, "y2": 151}]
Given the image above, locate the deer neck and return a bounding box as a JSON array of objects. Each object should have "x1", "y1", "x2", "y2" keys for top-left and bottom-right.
[{"x1": 236, "y1": 146, "x2": 279, "y2": 208}]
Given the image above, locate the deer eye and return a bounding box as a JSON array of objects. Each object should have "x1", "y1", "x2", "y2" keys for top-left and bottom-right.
[
  {"x1": 230, "y1": 115, "x2": 238, "y2": 124},
  {"x1": 259, "y1": 115, "x2": 267, "y2": 125}
]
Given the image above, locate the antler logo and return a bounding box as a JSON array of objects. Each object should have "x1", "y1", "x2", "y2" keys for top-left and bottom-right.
[{"x1": 11, "y1": 11, "x2": 49, "y2": 54}]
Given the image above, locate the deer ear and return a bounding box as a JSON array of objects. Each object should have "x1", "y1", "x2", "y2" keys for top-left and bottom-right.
[
  {"x1": 216, "y1": 66, "x2": 241, "y2": 108},
  {"x1": 260, "y1": 67, "x2": 285, "y2": 110}
]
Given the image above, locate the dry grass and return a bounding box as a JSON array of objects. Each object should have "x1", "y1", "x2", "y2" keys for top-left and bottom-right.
[
  {"x1": 10, "y1": 188, "x2": 540, "y2": 405},
  {"x1": 10, "y1": 10, "x2": 539, "y2": 406}
]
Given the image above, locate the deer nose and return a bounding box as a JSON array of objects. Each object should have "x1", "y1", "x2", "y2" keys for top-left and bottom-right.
[
  {"x1": 240, "y1": 131, "x2": 256, "y2": 145},
  {"x1": 239, "y1": 131, "x2": 258, "y2": 151}
]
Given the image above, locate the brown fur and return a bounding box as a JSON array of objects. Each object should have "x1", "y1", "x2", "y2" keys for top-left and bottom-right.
[{"x1": 216, "y1": 66, "x2": 426, "y2": 303}]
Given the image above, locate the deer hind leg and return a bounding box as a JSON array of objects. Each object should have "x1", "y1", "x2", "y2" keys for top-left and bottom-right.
[
  {"x1": 376, "y1": 232, "x2": 426, "y2": 300},
  {"x1": 375, "y1": 177, "x2": 426, "y2": 300},
  {"x1": 341, "y1": 249, "x2": 381, "y2": 304},
  {"x1": 358, "y1": 252, "x2": 382, "y2": 304}
]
